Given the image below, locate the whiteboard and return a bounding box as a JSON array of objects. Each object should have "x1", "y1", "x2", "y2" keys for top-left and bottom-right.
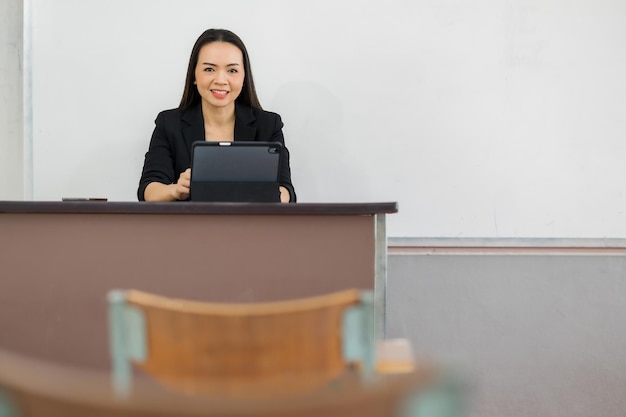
[{"x1": 29, "y1": 0, "x2": 626, "y2": 238}]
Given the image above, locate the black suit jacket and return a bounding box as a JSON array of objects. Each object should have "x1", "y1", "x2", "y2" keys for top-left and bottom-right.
[{"x1": 138, "y1": 102, "x2": 296, "y2": 201}]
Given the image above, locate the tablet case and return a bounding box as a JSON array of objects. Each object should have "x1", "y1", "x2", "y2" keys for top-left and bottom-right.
[{"x1": 189, "y1": 141, "x2": 282, "y2": 202}]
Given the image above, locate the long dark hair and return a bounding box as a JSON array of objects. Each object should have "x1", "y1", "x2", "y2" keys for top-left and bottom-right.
[{"x1": 178, "y1": 29, "x2": 261, "y2": 110}]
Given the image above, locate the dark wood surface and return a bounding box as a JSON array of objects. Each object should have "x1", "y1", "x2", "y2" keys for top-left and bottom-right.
[{"x1": 0, "y1": 201, "x2": 398, "y2": 215}]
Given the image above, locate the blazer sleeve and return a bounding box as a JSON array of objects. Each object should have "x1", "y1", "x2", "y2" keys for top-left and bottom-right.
[
  {"x1": 137, "y1": 111, "x2": 178, "y2": 201},
  {"x1": 267, "y1": 113, "x2": 297, "y2": 203}
]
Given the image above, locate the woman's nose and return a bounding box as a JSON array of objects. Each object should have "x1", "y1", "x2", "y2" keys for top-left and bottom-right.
[{"x1": 214, "y1": 71, "x2": 227, "y2": 84}]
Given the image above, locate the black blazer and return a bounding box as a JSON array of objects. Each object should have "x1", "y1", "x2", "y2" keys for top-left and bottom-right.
[{"x1": 138, "y1": 102, "x2": 296, "y2": 201}]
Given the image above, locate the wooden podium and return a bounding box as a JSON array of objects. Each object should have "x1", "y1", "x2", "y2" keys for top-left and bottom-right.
[{"x1": 0, "y1": 201, "x2": 396, "y2": 369}]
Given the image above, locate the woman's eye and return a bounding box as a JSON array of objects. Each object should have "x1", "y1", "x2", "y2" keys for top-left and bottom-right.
[
  {"x1": 203, "y1": 67, "x2": 214, "y2": 72},
  {"x1": 228, "y1": 68, "x2": 238, "y2": 73}
]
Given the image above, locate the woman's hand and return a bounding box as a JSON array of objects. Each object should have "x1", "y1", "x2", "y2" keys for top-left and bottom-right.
[
  {"x1": 279, "y1": 186, "x2": 290, "y2": 203},
  {"x1": 171, "y1": 168, "x2": 191, "y2": 200},
  {"x1": 143, "y1": 169, "x2": 191, "y2": 201}
]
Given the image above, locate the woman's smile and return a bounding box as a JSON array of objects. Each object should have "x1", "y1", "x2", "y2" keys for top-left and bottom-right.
[{"x1": 211, "y1": 89, "x2": 229, "y2": 99}]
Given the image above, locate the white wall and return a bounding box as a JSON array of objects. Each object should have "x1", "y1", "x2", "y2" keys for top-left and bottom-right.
[
  {"x1": 0, "y1": 0, "x2": 23, "y2": 200},
  {"x1": 24, "y1": 0, "x2": 626, "y2": 238}
]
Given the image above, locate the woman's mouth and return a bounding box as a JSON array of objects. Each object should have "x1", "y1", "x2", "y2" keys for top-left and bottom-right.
[{"x1": 211, "y1": 89, "x2": 229, "y2": 99}]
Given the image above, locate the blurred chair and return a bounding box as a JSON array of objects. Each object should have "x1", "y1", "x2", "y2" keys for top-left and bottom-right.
[
  {"x1": 108, "y1": 288, "x2": 375, "y2": 398},
  {"x1": 0, "y1": 347, "x2": 463, "y2": 417},
  {"x1": 0, "y1": 347, "x2": 154, "y2": 417}
]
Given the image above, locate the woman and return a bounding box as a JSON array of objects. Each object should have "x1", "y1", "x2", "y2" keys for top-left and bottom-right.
[{"x1": 138, "y1": 29, "x2": 296, "y2": 202}]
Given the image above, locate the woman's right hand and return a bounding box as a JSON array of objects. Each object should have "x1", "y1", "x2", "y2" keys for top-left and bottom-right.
[{"x1": 171, "y1": 168, "x2": 191, "y2": 200}]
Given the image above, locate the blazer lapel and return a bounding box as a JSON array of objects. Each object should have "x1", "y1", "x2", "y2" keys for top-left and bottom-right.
[
  {"x1": 234, "y1": 102, "x2": 257, "y2": 141},
  {"x1": 182, "y1": 104, "x2": 205, "y2": 153}
]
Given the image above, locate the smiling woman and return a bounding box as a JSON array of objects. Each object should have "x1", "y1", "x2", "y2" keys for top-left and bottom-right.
[{"x1": 138, "y1": 28, "x2": 296, "y2": 203}]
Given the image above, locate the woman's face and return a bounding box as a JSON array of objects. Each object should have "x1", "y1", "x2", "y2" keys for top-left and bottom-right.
[{"x1": 194, "y1": 42, "x2": 245, "y2": 110}]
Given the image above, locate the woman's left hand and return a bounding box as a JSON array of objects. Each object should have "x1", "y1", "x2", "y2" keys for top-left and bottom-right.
[{"x1": 279, "y1": 186, "x2": 290, "y2": 203}]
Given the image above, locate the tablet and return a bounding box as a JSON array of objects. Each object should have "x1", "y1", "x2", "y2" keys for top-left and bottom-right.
[{"x1": 189, "y1": 141, "x2": 282, "y2": 202}]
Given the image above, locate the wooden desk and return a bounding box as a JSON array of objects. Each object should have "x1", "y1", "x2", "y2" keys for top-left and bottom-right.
[
  {"x1": 0, "y1": 347, "x2": 443, "y2": 417},
  {"x1": 0, "y1": 201, "x2": 396, "y2": 368}
]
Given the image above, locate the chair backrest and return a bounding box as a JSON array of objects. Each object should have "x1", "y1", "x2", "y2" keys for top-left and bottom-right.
[
  {"x1": 0, "y1": 347, "x2": 463, "y2": 417},
  {"x1": 108, "y1": 288, "x2": 375, "y2": 398}
]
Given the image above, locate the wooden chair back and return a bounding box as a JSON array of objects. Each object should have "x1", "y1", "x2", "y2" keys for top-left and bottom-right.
[{"x1": 108, "y1": 289, "x2": 375, "y2": 397}]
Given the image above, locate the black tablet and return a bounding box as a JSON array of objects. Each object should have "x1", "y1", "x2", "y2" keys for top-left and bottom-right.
[{"x1": 189, "y1": 141, "x2": 282, "y2": 202}]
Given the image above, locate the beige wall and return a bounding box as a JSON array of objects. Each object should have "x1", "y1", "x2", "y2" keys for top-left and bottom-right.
[{"x1": 0, "y1": 0, "x2": 24, "y2": 200}]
